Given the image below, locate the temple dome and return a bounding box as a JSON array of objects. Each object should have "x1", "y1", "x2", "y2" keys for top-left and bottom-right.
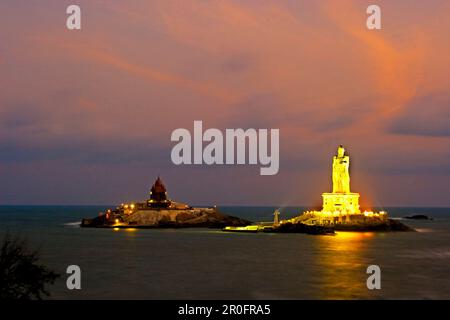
[
  {"x1": 148, "y1": 176, "x2": 171, "y2": 207},
  {"x1": 151, "y1": 176, "x2": 167, "y2": 195}
]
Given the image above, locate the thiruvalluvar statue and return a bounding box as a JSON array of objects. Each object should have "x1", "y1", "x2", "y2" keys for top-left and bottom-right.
[
  {"x1": 292, "y1": 144, "x2": 395, "y2": 230},
  {"x1": 332, "y1": 145, "x2": 350, "y2": 193}
]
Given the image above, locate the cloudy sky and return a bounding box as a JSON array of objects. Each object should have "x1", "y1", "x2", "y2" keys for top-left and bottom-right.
[{"x1": 1, "y1": 0, "x2": 449, "y2": 206}]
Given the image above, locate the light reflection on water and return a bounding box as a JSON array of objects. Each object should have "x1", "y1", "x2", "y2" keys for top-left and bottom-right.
[{"x1": 314, "y1": 232, "x2": 376, "y2": 299}]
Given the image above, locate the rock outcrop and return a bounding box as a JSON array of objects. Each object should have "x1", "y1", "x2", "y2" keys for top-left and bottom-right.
[
  {"x1": 270, "y1": 222, "x2": 335, "y2": 235},
  {"x1": 332, "y1": 219, "x2": 415, "y2": 232},
  {"x1": 404, "y1": 214, "x2": 432, "y2": 220},
  {"x1": 81, "y1": 207, "x2": 251, "y2": 229}
]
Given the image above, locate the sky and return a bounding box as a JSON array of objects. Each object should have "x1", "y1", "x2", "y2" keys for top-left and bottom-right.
[{"x1": 0, "y1": 0, "x2": 449, "y2": 206}]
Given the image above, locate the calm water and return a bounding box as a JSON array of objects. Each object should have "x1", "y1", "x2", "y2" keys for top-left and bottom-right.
[{"x1": 1, "y1": 206, "x2": 450, "y2": 299}]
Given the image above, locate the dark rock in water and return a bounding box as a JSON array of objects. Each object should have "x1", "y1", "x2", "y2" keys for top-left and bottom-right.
[
  {"x1": 333, "y1": 219, "x2": 415, "y2": 232},
  {"x1": 404, "y1": 214, "x2": 433, "y2": 220},
  {"x1": 272, "y1": 222, "x2": 335, "y2": 235},
  {"x1": 81, "y1": 207, "x2": 251, "y2": 229}
]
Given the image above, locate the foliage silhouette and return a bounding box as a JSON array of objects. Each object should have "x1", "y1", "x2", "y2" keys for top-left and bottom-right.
[{"x1": 0, "y1": 232, "x2": 59, "y2": 299}]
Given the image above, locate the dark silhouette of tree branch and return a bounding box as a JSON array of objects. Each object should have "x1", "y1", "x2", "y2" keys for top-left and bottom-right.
[{"x1": 0, "y1": 232, "x2": 59, "y2": 300}]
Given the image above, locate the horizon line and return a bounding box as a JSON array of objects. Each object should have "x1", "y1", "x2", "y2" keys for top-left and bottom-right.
[{"x1": 0, "y1": 204, "x2": 449, "y2": 208}]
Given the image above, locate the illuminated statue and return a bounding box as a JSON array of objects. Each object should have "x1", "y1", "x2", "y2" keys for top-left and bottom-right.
[
  {"x1": 332, "y1": 145, "x2": 350, "y2": 193},
  {"x1": 289, "y1": 145, "x2": 389, "y2": 227},
  {"x1": 322, "y1": 145, "x2": 360, "y2": 215}
]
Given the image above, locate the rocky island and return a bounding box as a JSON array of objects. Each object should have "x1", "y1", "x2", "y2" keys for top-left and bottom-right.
[
  {"x1": 404, "y1": 214, "x2": 433, "y2": 220},
  {"x1": 81, "y1": 177, "x2": 250, "y2": 229},
  {"x1": 280, "y1": 145, "x2": 414, "y2": 232}
]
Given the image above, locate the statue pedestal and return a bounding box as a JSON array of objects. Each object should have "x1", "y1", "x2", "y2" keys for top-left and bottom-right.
[{"x1": 322, "y1": 193, "x2": 360, "y2": 215}]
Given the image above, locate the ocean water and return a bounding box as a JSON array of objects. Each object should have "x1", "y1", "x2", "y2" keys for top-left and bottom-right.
[{"x1": 1, "y1": 205, "x2": 450, "y2": 299}]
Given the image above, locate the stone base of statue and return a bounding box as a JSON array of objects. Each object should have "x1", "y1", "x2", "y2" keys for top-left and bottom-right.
[
  {"x1": 295, "y1": 210, "x2": 389, "y2": 227},
  {"x1": 322, "y1": 192, "x2": 360, "y2": 215},
  {"x1": 289, "y1": 189, "x2": 391, "y2": 228}
]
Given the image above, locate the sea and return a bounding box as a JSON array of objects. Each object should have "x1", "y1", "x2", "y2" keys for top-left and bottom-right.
[{"x1": 1, "y1": 205, "x2": 450, "y2": 300}]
